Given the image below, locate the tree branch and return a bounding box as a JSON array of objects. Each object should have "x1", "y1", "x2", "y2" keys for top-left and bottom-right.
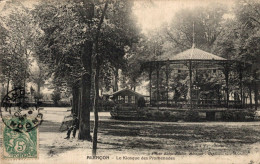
[
  {"x1": 165, "y1": 29, "x2": 189, "y2": 49},
  {"x1": 95, "y1": 0, "x2": 109, "y2": 52},
  {"x1": 249, "y1": 16, "x2": 260, "y2": 27}
]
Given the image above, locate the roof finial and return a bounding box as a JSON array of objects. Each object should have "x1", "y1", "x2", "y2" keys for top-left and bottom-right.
[{"x1": 192, "y1": 21, "x2": 195, "y2": 48}]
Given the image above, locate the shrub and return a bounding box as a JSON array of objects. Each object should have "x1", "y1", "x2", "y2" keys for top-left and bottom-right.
[
  {"x1": 168, "y1": 114, "x2": 178, "y2": 122},
  {"x1": 138, "y1": 109, "x2": 146, "y2": 117},
  {"x1": 235, "y1": 111, "x2": 246, "y2": 121},
  {"x1": 146, "y1": 112, "x2": 153, "y2": 119},
  {"x1": 222, "y1": 110, "x2": 256, "y2": 121},
  {"x1": 244, "y1": 110, "x2": 256, "y2": 121},
  {"x1": 184, "y1": 110, "x2": 200, "y2": 122},
  {"x1": 222, "y1": 110, "x2": 234, "y2": 121},
  {"x1": 174, "y1": 112, "x2": 185, "y2": 121},
  {"x1": 51, "y1": 90, "x2": 61, "y2": 106},
  {"x1": 34, "y1": 92, "x2": 44, "y2": 101},
  {"x1": 163, "y1": 111, "x2": 171, "y2": 118},
  {"x1": 153, "y1": 111, "x2": 164, "y2": 120}
]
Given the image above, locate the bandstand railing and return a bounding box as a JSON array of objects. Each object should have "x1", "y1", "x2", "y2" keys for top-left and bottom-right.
[{"x1": 150, "y1": 99, "x2": 242, "y2": 109}]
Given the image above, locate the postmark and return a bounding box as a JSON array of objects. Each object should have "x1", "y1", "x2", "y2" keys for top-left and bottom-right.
[
  {"x1": 1, "y1": 87, "x2": 43, "y2": 132},
  {"x1": 1, "y1": 87, "x2": 42, "y2": 159}
]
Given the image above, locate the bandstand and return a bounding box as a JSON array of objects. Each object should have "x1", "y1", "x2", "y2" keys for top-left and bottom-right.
[{"x1": 142, "y1": 45, "x2": 249, "y2": 111}]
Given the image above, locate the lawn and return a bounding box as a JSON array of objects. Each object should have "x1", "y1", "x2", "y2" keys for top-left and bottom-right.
[
  {"x1": 96, "y1": 120, "x2": 260, "y2": 156},
  {"x1": 1, "y1": 107, "x2": 260, "y2": 163}
]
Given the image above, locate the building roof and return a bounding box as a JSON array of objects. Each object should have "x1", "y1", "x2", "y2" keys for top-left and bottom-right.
[
  {"x1": 158, "y1": 47, "x2": 227, "y2": 61},
  {"x1": 111, "y1": 89, "x2": 145, "y2": 97}
]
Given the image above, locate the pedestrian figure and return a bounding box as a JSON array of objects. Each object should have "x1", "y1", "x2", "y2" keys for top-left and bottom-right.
[{"x1": 64, "y1": 114, "x2": 79, "y2": 139}]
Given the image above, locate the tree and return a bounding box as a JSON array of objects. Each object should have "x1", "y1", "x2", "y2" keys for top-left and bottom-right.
[
  {"x1": 32, "y1": 0, "x2": 93, "y2": 140},
  {"x1": 163, "y1": 3, "x2": 227, "y2": 53},
  {"x1": 91, "y1": 0, "x2": 140, "y2": 155},
  {"x1": 213, "y1": 0, "x2": 260, "y2": 109},
  {"x1": 33, "y1": 0, "x2": 140, "y2": 153},
  {"x1": 0, "y1": 1, "x2": 40, "y2": 93},
  {"x1": 30, "y1": 63, "x2": 49, "y2": 94},
  {"x1": 51, "y1": 89, "x2": 61, "y2": 106},
  {"x1": 122, "y1": 32, "x2": 163, "y2": 91},
  {"x1": 235, "y1": 0, "x2": 260, "y2": 110}
]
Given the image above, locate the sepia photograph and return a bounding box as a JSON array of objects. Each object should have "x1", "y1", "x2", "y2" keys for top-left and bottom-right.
[{"x1": 0, "y1": 0, "x2": 259, "y2": 163}]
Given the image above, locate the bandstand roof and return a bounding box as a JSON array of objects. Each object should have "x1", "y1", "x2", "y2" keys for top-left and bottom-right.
[
  {"x1": 158, "y1": 47, "x2": 227, "y2": 61},
  {"x1": 111, "y1": 89, "x2": 145, "y2": 98}
]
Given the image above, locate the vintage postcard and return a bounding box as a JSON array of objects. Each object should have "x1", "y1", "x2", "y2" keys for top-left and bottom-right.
[{"x1": 0, "y1": 0, "x2": 259, "y2": 163}]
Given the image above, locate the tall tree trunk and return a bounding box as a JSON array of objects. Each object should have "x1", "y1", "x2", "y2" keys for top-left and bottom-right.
[
  {"x1": 254, "y1": 79, "x2": 258, "y2": 111},
  {"x1": 78, "y1": 73, "x2": 92, "y2": 140},
  {"x1": 242, "y1": 91, "x2": 246, "y2": 107},
  {"x1": 78, "y1": 41, "x2": 93, "y2": 141},
  {"x1": 6, "y1": 70, "x2": 11, "y2": 96},
  {"x1": 23, "y1": 70, "x2": 26, "y2": 104},
  {"x1": 72, "y1": 88, "x2": 75, "y2": 114},
  {"x1": 78, "y1": 89, "x2": 82, "y2": 118},
  {"x1": 72, "y1": 86, "x2": 79, "y2": 115},
  {"x1": 92, "y1": 0, "x2": 108, "y2": 155},
  {"x1": 239, "y1": 69, "x2": 243, "y2": 108},
  {"x1": 6, "y1": 72, "x2": 10, "y2": 94},
  {"x1": 92, "y1": 60, "x2": 100, "y2": 156},
  {"x1": 78, "y1": 0, "x2": 94, "y2": 141},
  {"x1": 114, "y1": 68, "x2": 118, "y2": 92},
  {"x1": 37, "y1": 83, "x2": 41, "y2": 94},
  {"x1": 133, "y1": 78, "x2": 136, "y2": 91},
  {"x1": 249, "y1": 84, "x2": 253, "y2": 109},
  {"x1": 36, "y1": 82, "x2": 41, "y2": 103}
]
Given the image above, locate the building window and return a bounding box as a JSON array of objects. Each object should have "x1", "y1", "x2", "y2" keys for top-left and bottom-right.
[
  {"x1": 125, "y1": 96, "x2": 128, "y2": 103},
  {"x1": 131, "y1": 96, "x2": 135, "y2": 103},
  {"x1": 118, "y1": 96, "x2": 123, "y2": 101}
]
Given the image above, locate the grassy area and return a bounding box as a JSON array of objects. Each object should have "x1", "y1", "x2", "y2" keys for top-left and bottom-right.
[
  {"x1": 2, "y1": 108, "x2": 259, "y2": 163},
  {"x1": 0, "y1": 108, "x2": 260, "y2": 156},
  {"x1": 36, "y1": 108, "x2": 260, "y2": 156},
  {"x1": 96, "y1": 120, "x2": 260, "y2": 155}
]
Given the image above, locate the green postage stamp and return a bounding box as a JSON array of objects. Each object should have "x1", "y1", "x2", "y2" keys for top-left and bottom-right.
[
  {"x1": 2, "y1": 117, "x2": 38, "y2": 159},
  {"x1": 1, "y1": 87, "x2": 42, "y2": 159}
]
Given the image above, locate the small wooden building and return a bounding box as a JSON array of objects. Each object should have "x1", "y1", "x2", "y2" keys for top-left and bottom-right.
[{"x1": 111, "y1": 89, "x2": 145, "y2": 105}]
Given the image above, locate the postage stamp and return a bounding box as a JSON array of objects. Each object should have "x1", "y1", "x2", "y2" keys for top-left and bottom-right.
[
  {"x1": 2, "y1": 117, "x2": 38, "y2": 159},
  {"x1": 1, "y1": 87, "x2": 42, "y2": 159}
]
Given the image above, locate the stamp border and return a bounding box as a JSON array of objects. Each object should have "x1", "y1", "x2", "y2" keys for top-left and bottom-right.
[{"x1": 1, "y1": 119, "x2": 39, "y2": 161}]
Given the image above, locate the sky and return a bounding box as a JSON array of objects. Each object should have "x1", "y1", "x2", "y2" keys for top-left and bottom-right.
[{"x1": 133, "y1": 0, "x2": 235, "y2": 34}]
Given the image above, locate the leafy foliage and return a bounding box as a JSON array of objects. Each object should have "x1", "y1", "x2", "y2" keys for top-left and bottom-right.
[
  {"x1": 51, "y1": 90, "x2": 61, "y2": 106},
  {"x1": 0, "y1": 3, "x2": 40, "y2": 88}
]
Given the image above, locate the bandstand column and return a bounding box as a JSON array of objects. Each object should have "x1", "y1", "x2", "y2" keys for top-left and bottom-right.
[
  {"x1": 189, "y1": 60, "x2": 193, "y2": 109},
  {"x1": 156, "y1": 62, "x2": 160, "y2": 109},
  {"x1": 239, "y1": 66, "x2": 243, "y2": 108},
  {"x1": 149, "y1": 63, "x2": 152, "y2": 105},
  {"x1": 224, "y1": 65, "x2": 230, "y2": 109},
  {"x1": 166, "y1": 60, "x2": 169, "y2": 107}
]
